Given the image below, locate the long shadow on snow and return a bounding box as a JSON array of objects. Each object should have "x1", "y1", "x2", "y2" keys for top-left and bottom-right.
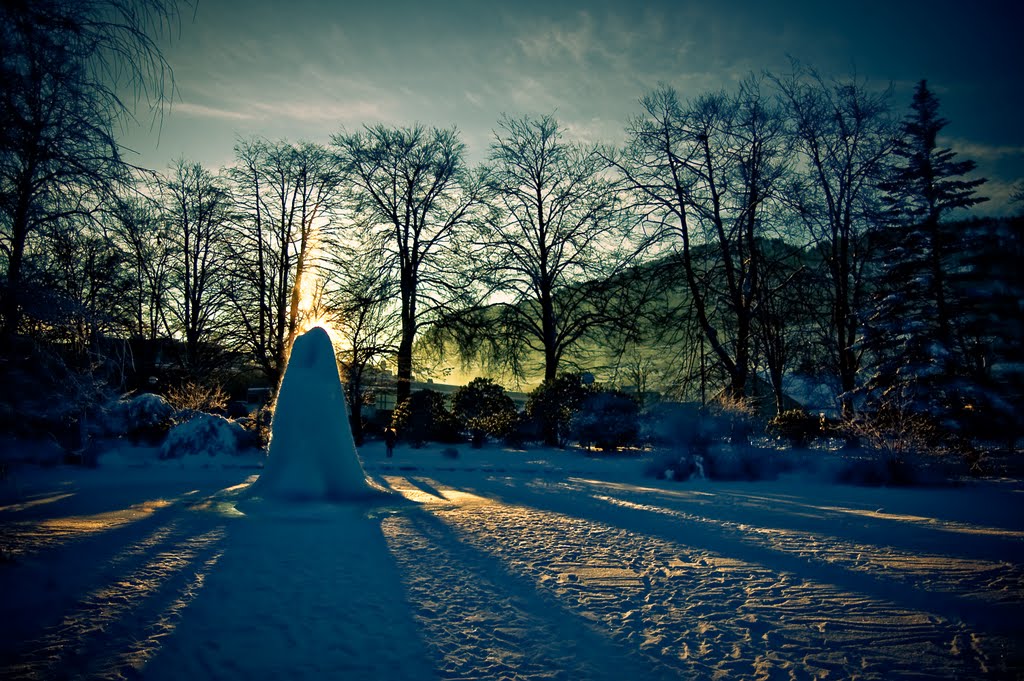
[
  {"x1": 0, "y1": 469, "x2": 246, "y2": 521},
  {"x1": 1, "y1": 508, "x2": 229, "y2": 680},
  {"x1": 385, "y1": 506, "x2": 678, "y2": 681},
  {"x1": 137, "y1": 498, "x2": 438, "y2": 681},
  {"x1": 449, "y1": 475, "x2": 1024, "y2": 638}
]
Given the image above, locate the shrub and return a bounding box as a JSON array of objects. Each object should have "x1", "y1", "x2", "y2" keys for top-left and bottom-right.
[
  {"x1": 524, "y1": 373, "x2": 594, "y2": 447},
  {"x1": 391, "y1": 390, "x2": 461, "y2": 447},
  {"x1": 159, "y1": 413, "x2": 247, "y2": 459},
  {"x1": 833, "y1": 455, "x2": 919, "y2": 486},
  {"x1": 120, "y1": 393, "x2": 176, "y2": 444},
  {"x1": 502, "y1": 411, "x2": 540, "y2": 448},
  {"x1": 640, "y1": 402, "x2": 712, "y2": 448},
  {"x1": 237, "y1": 406, "x2": 272, "y2": 450},
  {"x1": 700, "y1": 445, "x2": 795, "y2": 481},
  {"x1": 643, "y1": 450, "x2": 705, "y2": 481},
  {"x1": 767, "y1": 409, "x2": 822, "y2": 447},
  {"x1": 164, "y1": 381, "x2": 229, "y2": 413},
  {"x1": 709, "y1": 393, "x2": 760, "y2": 444},
  {"x1": 842, "y1": 403, "x2": 941, "y2": 460},
  {"x1": 571, "y1": 390, "x2": 640, "y2": 451},
  {"x1": 451, "y1": 378, "x2": 518, "y2": 447}
]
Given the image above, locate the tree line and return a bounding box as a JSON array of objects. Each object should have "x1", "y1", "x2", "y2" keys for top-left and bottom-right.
[{"x1": 2, "y1": 0, "x2": 1022, "y2": 453}]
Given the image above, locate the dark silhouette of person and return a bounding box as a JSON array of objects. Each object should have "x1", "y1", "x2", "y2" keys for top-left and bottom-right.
[{"x1": 384, "y1": 427, "x2": 396, "y2": 458}]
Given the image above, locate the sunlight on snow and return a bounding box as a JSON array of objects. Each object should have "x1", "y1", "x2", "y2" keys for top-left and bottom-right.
[
  {"x1": 377, "y1": 474, "x2": 985, "y2": 679},
  {"x1": 383, "y1": 475, "x2": 490, "y2": 507},
  {"x1": 5, "y1": 526, "x2": 226, "y2": 680},
  {"x1": 1, "y1": 498, "x2": 177, "y2": 559},
  {"x1": 0, "y1": 491, "x2": 76, "y2": 513},
  {"x1": 573, "y1": 476, "x2": 1024, "y2": 540},
  {"x1": 185, "y1": 475, "x2": 259, "y2": 517},
  {"x1": 113, "y1": 550, "x2": 225, "y2": 675},
  {"x1": 810, "y1": 504, "x2": 1024, "y2": 539},
  {"x1": 568, "y1": 477, "x2": 716, "y2": 501},
  {"x1": 585, "y1": 490, "x2": 1024, "y2": 604}
]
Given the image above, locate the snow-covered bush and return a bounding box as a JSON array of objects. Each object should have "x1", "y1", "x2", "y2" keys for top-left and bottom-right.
[
  {"x1": 643, "y1": 440, "x2": 798, "y2": 483},
  {"x1": 127, "y1": 393, "x2": 175, "y2": 426},
  {"x1": 643, "y1": 449, "x2": 705, "y2": 481},
  {"x1": 700, "y1": 445, "x2": 796, "y2": 481},
  {"x1": 104, "y1": 393, "x2": 176, "y2": 443},
  {"x1": 159, "y1": 412, "x2": 247, "y2": 459}
]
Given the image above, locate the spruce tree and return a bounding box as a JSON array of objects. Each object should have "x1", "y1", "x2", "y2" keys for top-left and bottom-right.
[{"x1": 865, "y1": 80, "x2": 987, "y2": 423}]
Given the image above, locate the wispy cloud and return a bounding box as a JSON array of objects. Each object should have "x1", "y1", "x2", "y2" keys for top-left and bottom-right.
[
  {"x1": 938, "y1": 137, "x2": 1024, "y2": 162},
  {"x1": 248, "y1": 99, "x2": 396, "y2": 124},
  {"x1": 173, "y1": 101, "x2": 256, "y2": 121},
  {"x1": 963, "y1": 176, "x2": 1021, "y2": 217},
  {"x1": 515, "y1": 10, "x2": 598, "y2": 66}
]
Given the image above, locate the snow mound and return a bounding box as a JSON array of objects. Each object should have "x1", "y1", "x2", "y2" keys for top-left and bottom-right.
[
  {"x1": 126, "y1": 393, "x2": 175, "y2": 427},
  {"x1": 100, "y1": 392, "x2": 175, "y2": 439},
  {"x1": 249, "y1": 327, "x2": 387, "y2": 502},
  {"x1": 160, "y1": 413, "x2": 246, "y2": 460}
]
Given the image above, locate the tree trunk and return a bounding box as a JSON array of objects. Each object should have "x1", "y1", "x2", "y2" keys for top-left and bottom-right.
[
  {"x1": 2, "y1": 195, "x2": 31, "y2": 341},
  {"x1": 348, "y1": 373, "x2": 364, "y2": 446},
  {"x1": 396, "y1": 328, "x2": 414, "y2": 406},
  {"x1": 541, "y1": 292, "x2": 558, "y2": 384}
]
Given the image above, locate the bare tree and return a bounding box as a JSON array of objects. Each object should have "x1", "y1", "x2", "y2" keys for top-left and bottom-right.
[
  {"x1": 615, "y1": 78, "x2": 791, "y2": 400},
  {"x1": 773, "y1": 65, "x2": 896, "y2": 416},
  {"x1": 481, "y1": 114, "x2": 636, "y2": 388},
  {"x1": 158, "y1": 158, "x2": 232, "y2": 375},
  {"x1": 0, "y1": 0, "x2": 181, "y2": 342},
  {"x1": 111, "y1": 191, "x2": 170, "y2": 341},
  {"x1": 752, "y1": 239, "x2": 817, "y2": 414},
  {"x1": 321, "y1": 239, "x2": 401, "y2": 445},
  {"x1": 226, "y1": 138, "x2": 343, "y2": 386},
  {"x1": 32, "y1": 212, "x2": 133, "y2": 363},
  {"x1": 332, "y1": 124, "x2": 489, "y2": 405}
]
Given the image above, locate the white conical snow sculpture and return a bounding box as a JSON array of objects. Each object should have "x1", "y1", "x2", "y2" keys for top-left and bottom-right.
[{"x1": 250, "y1": 326, "x2": 384, "y2": 502}]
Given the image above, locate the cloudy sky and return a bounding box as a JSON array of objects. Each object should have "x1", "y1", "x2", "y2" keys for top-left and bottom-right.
[{"x1": 120, "y1": 0, "x2": 1024, "y2": 213}]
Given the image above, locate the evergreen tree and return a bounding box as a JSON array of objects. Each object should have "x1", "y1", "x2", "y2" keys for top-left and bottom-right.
[
  {"x1": 883, "y1": 80, "x2": 986, "y2": 343},
  {"x1": 865, "y1": 80, "x2": 988, "y2": 425}
]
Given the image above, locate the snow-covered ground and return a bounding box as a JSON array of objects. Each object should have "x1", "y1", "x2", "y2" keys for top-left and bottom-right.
[{"x1": 1, "y1": 440, "x2": 1023, "y2": 680}]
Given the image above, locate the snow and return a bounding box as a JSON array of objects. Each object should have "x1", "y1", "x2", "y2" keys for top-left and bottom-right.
[
  {"x1": 248, "y1": 327, "x2": 387, "y2": 502},
  {"x1": 159, "y1": 413, "x2": 247, "y2": 460},
  {"x1": 124, "y1": 393, "x2": 175, "y2": 428},
  {"x1": 2, "y1": 439, "x2": 1023, "y2": 680},
  {"x1": 102, "y1": 392, "x2": 175, "y2": 438}
]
